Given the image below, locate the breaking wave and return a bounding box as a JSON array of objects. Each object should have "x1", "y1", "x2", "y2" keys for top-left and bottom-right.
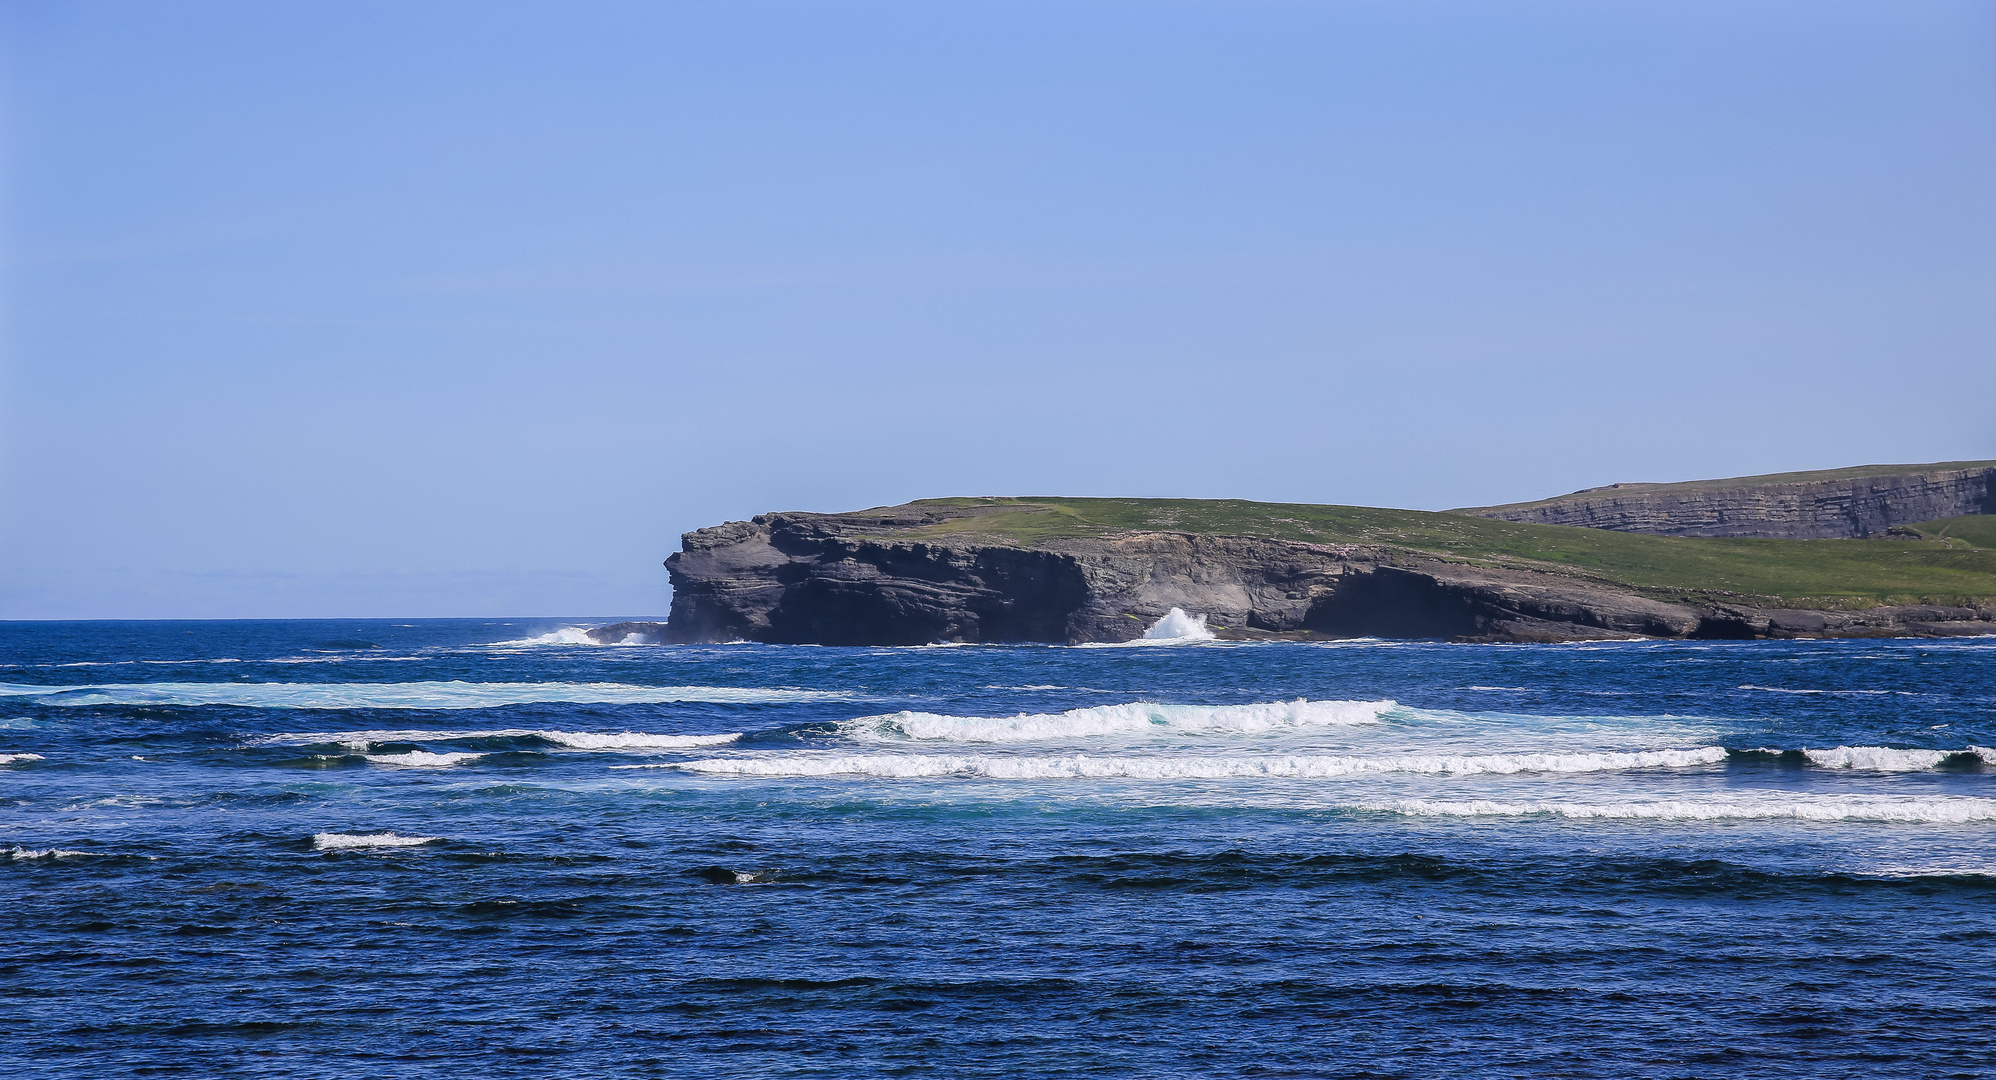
[
  {"x1": 662, "y1": 746, "x2": 1729, "y2": 779},
  {"x1": 6, "y1": 681, "x2": 841, "y2": 709},
  {"x1": 840, "y1": 699, "x2": 1396, "y2": 743},
  {"x1": 0, "y1": 753, "x2": 44, "y2": 765},
  {"x1": 6, "y1": 846, "x2": 89, "y2": 860},
  {"x1": 360, "y1": 751, "x2": 485, "y2": 768},
  {"x1": 1076, "y1": 608, "x2": 1220, "y2": 647},
  {"x1": 492, "y1": 627, "x2": 654, "y2": 646},
  {"x1": 312, "y1": 832, "x2": 439, "y2": 849},
  {"x1": 1799, "y1": 746, "x2": 1996, "y2": 771}
]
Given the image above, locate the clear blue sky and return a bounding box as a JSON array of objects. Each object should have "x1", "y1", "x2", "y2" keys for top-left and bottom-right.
[{"x1": 3, "y1": 0, "x2": 1993, "y2": 619}]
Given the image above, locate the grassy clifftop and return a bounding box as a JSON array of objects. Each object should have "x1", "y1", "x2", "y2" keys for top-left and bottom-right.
[{"x1": 861, "y1": 497, "x2": 1996, "y2": 609}]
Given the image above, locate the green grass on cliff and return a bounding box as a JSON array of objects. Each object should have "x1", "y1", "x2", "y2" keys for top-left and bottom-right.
[
  {"x1": 1910, "y1": 515, "x2": 1996, "y2": 550},
  {"x1": 879, "y1": 498, "x2": 1996, "y2": 609}
]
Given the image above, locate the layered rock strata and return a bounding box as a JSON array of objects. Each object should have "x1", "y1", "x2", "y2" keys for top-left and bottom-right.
[
  {"x1": 1457, "y1": 462, "x2": 1996, "y2": 539},
  {"x1": 641, "y1": 507, "x2": 1995, "y2": 645}
]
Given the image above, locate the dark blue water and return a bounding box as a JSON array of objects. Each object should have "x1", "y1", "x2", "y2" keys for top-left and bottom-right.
[{"x1": 4, "y1": 620, "x2": 1995, "y2": 1078}]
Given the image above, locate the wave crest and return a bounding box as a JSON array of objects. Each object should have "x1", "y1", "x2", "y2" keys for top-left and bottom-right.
[
  {"x1": 360, "y1": 751, "x2": 485, "y2": 768},
  {"x1": 843, "y1": 699, "x2": 1395, "y2": 743},
  {"x1": 1801, "y1": 746, "x2": 1996, "y2": 771},
  {"x1": 665, "y1": 746, "x2": 1728, "y2": 779},
  {"x1": 312, "y1": 832, "x2": 439, "y2": 849}
]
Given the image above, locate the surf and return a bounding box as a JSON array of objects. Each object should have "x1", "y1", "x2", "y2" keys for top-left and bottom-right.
[
  {"x1": 655, "y1": 746, "x2": 1731, "y2": 778},
  {"x1": 839, "y1": 699, "x2": 1396, "y2": 743}
]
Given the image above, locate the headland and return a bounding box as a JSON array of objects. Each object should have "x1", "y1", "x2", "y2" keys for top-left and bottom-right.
[{"x1": 627, "y1": 462, "x2": 1996, "y2": 645}]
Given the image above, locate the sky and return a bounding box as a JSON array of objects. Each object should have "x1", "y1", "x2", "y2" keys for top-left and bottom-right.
[{"x1": 2, "y1": 0, "x2": 1993, "y2": 619}]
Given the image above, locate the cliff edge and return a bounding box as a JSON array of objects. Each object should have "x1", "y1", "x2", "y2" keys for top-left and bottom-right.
[
  {"x1": 1455, "y1": 461, "x2": 1996, "y2": 539},
  {"x1": 648, "y1": 496, "x2": 1996, "y2": 645}
]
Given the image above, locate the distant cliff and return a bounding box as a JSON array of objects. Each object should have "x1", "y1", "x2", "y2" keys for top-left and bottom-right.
[
  {"x1": 1455, "y1": 461, "x2": 1996, "y2": 539},
  {"x1": 642, "y1": 496, "x2": 1996, "y2": 646}
]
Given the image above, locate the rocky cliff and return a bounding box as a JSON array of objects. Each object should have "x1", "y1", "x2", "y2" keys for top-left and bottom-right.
[
  {"x1": 1456, "y1": 461, "x2": 1996, "y2": 539},
  {"x1": 642, "y1": 501, "x2": 1996, "y2": 645}
]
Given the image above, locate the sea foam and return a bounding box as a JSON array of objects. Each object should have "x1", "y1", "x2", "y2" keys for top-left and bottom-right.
[
  {"x1": 664, "y1": 746, "x2": 1729, "y2": 779},
  {"x1": 8, "y1": 681, "x2": 840, "y2": 710},
  {"x1": 1074, "y1": 608, "x2": 1220, "y2": 647},
  {"x1": 841, "y1": 699, "x2": 1396, "y2": 743},
  {"x1": 360, "y1": 751, "x2": 485, "y2": 768},
  {"x1": 263, "y1": 729, "x2": 742, "y2": 751},
  {"x1": 6, "y1": 846, "x2": 88, "y2": 859},
  {"x1": 1143, "y1": 608, "x2": 1216, "y2": 642},
  {"x1": 1358, "y1": 795, "x2": 1996, "y2": 823},
  {"x1": 0, "y1": 753, "x2": 44, "y2": 765},
  {"x1": 492, "y1": 627, "x2": 653, "y2": 646},
  {"x1": 312, "y1": 832, "x2": 440, "y2": 849}
]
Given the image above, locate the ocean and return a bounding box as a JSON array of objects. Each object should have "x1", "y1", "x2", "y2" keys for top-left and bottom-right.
[{"x1": 3, "y1": 618, "x2": 1994, "y2": 1078}]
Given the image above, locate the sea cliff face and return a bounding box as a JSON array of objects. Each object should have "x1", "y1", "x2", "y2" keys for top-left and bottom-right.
[
  {"x1": 1457, "y1": 462, "x2": 1996, "y2": 539},
  {"x1": 650, "y1": 505, "x2": 1996, "y2": 645}
]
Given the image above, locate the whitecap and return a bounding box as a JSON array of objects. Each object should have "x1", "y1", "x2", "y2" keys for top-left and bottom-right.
[
  {"x1": 312, "y1": 832, "x2": 439, "y2": 849},
  {"x1": 533, "y1": 730, "x2": 741, "y2": 751},
  {"x1": 361, "y1": 751, "x2": 485, "y2": 768},
  {"x1": 6, "y1": 681, "x2": 843, "y2": 710},
  {"x1": 489, "y1": 627, "x2": 656, "y2": 646},
  {"x1": 659, "y1": 746, "x2": 1728, "y2": 779},
  {"x1": 0, "y1": 753, "x2": 44, "y2": 765},
  {"x1": 5, "y1": 846, "x2": 88, "y2": 859},
  {"x1": 841, "y1": 699, "x2": 1395, "y2": 743}
]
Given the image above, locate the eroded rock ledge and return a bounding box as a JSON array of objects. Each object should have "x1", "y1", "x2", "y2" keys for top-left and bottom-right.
[
  {"x1": 1458, "y1": 462, "x2": 1996, "y2": 539},
  {"x1": 640, "y1": 507, "x2": 1995, "y2": 645}
]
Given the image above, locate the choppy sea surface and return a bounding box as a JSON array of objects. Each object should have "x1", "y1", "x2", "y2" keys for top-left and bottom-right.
[{"x1": 4, "y1": 619, "x2": 1995, "y2": 1078}]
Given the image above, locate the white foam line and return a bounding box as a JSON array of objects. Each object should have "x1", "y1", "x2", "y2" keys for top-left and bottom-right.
[
  {"x1": 5, "y1": 681, "x2": 842, "y2": 709},
  {"x1": 361, "y1": 751, "x2": 485, "y2": 768},
  {"x1": 1359, "y1": 795, "x2": 1996, "y2": 823},
  {"x1": 1738, "y1": 685, "x2": 1913, "y2": 696},
  {"x1": 312, "y1": 832, "x2": 439, "y2": 849},
  {"x1": 841, "y1": 699, "x2": 1396, "y2": 743},
  {"x1": 261, "y1": 729, "x2": 742, "y2": 751},
  {"x1": 0, "y1": 753, "x2": 44, "y2": 765},
  {"x1": 656, "y1": 746, "x2": 1730, "y2": 779}
]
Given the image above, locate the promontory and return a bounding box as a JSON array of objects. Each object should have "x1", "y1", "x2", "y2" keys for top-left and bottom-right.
[{"x1": 607, "y1": 461, "x2": 1996, "y2": 645}]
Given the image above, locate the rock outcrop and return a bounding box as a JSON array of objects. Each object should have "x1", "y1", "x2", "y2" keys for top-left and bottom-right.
[
  {"x1": 653, "y1": 505, "x2": 1996, "y2": 645},
  {"x1": 1456, "y1": 462, "x2": 1996, "y2": 539}
]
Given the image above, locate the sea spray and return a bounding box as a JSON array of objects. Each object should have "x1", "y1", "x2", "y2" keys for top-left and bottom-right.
[{"x1": 1143, "y1": 608, "x2": 1216, "y2": 642}]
